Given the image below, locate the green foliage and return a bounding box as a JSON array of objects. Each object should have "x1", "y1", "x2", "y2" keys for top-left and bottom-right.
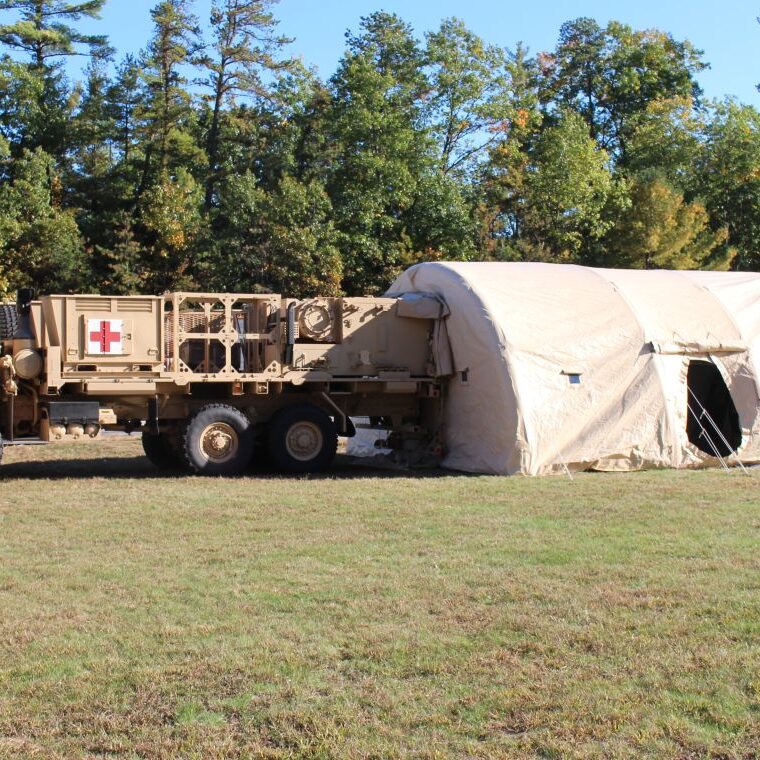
[
  {"x1": 107, "y1": 55, "x2": 142, "y2": 166},
  {"x1": 545, "y1": 18, "x2": 707, "y2": 157},
  {"x1": 0, "y1": 5, "x2": 757, "y2": 297},
  {"x1": 198, "y1": 0, "x2": 293, "y2": 208},
  {"x1": 525, "y1": 112, "x2": 616, "y2": 260},
  {"x1": 203, "y1": 169, "x2": 261, "y2": 289},
  {"x1": 486, "y1": 109, "x2": 617, "y2": 262},
  {"x1": 0, "y1": 136, "x2": 11, "y2": 294},
  {"x1": 254, "y1": 175, "x2": 342, "y2": 296},
  {"x1": 327, "y1": 12, "x2": 437, "y2": 293},
  {"x1": 624, "y1": 97, "x2": 704, "y2": 188},
  {"x1": 256, "y1": 68, "x2": 336, "y2": 185},
  {"x1": 138, "y1": 0, "x2": 204, "y2": 177},
  {"x1": 405, "y1": 172, "x2": 477, "y2": 263},
  {"x1": 210, "y1": 171, "x2": 341, "y2": 296},
  {"x1": 0, "y1": 0, "x2": 110, "y2": 69},
  {"x1": 424, "y1": 17, "x2": 511, "y2": 174},
  {"x1": 0, "y1": 147, "x2": 85, "y2": 294},
  {"x1": 695, "y1": 102, "x2": 760, "y2": 270},
  {"x1": 325, "y1": 11, "x2": 478, "y2": 293},
  {"x1": 140, "y1": 168, "x2": 204, "y2": 291},
  {"x1": 606, "y1": 174, "x2": 733, "y2": 269},
  {"x1": 0, "y1": 58, "x2": 72, "y2": 157},
  {"x1": 92, "y1": 211, "x2": 146, "y2": 294}
]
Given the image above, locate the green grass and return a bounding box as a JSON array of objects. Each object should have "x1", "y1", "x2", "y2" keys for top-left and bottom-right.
[{"x1": 0, "y1": 440, "x2": 758, "y2": 759}]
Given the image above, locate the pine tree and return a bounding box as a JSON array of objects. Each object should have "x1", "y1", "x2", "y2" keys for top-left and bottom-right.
[
  {"x1": 108, "y1": 56, "x2": 142, "y2": 167},
  {"x1": 138, "y1": 0, "x2": 202, "y2": 184},
  {"x1": 0, "y1": 0, "x2": 110, "y2": 69},
  {"x1": 198, "y1": 0, "x2": 292, "y2": 208},
  {"x1": 327, "y1": 12, "x2": 435, "y2": 293},
  {"x1": 74, "y1": 58, "x2": 116, "y2": 179},
  {"x1": 0, "y1": 58, "x2": 70, "y2": 155},
  {"x1": 0, "y1": 1, "x2": 110, "y2": 158},
  {"x1": 94, "y1": 211, "x2": 146, "y2": 294}
]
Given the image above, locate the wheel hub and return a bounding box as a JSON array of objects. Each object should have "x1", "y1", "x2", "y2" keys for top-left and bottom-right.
[
  {"x1": 285, "y1": 421, "x2": 323, "y2": 462},
  {"x1": 199, "y1": 422, "x2": 238, "y2": 463}
]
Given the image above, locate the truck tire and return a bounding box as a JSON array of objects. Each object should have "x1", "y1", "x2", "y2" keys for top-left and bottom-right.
[
  {"x1": 0, "y1": 304, "x2": 18, "y2": 341},
  {"x1": 267, "y1": 403, "x2": 338, "y2": 474},
  {"x1": 142, "y1": 431, "x2": 185, "y2": 471},
  {"x1": 182, "y1": 404, "x2": 254, "y2": 476}
]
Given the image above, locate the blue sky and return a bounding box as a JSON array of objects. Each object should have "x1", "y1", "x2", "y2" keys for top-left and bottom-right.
[{"x1": 56, "y1": 0, "x2": 760, "y2": 106}]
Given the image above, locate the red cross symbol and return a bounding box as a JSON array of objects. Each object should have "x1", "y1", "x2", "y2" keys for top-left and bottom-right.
[{"x1": 89, "y1": 320, "x2": 121, "y2": 353}]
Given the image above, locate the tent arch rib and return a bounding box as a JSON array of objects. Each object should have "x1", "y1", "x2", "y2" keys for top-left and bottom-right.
[
  {"x1": 390, "y1": 262, "x2": 528, "y2": 474},
  {"x1": 581, "y1": 266, "x2": 678, "y2": 470},
  {"x1": 671, "y1": 269, "x2": 746, "y2": 353}
]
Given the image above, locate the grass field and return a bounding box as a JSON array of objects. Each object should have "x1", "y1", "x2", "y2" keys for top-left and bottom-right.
[{"x1": 0, "y1": 439, "x2": 758, "y2": 759}]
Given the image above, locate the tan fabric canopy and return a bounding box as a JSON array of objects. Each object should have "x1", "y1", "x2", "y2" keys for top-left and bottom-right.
[{"x1": 389, "y1": 262, "x2": 760, "y2": 475}]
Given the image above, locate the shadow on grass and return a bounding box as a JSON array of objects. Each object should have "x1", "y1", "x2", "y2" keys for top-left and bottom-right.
[{"x1": 0, "y1": 453, "x2": 461, "y2": 481}]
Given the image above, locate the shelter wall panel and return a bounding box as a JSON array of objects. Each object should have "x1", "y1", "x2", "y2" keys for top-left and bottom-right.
[
  {"x1": 389, "y1": 262, "x2": 760, "y2": 475},
  {"x1": 390, "y1": 264, "x2": 522, "y2": 474},
  {"x1": 595, "y1": 269, "x2": 743, "y2": 353}
]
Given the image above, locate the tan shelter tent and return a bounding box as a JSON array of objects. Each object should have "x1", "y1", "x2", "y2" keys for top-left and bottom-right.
[{"x1": 389, "y1": 262, "x2": 760, "y2": 475}]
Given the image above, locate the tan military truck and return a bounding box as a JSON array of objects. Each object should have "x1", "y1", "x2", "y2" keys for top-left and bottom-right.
[{"x1": 0, "y1": 288, "x2": 448, "y2": 475}]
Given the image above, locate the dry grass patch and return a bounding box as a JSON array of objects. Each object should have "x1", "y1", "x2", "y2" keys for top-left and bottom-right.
[{"x1": 0, "y1": 439, "x2": 758, "y2": 758}]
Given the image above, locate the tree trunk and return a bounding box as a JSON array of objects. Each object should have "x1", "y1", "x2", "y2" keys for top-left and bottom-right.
[{"x1": 204, "y1": 72, "x2": 226, "y2": 210}]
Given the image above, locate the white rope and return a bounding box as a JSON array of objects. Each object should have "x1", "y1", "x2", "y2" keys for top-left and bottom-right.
[
  {"x1": 686, "y1": 399, "x2": 730, "y2": 472},
  {"x1": 558, "y1": 455, "x2": 574, "y2": 481},
  {"x1": 686, "y1": 386, "x2": 750, "y2": 476}
]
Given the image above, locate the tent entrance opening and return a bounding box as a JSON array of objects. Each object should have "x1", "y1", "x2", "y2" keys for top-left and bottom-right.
[{"x1": 686, "y1": 360, "x2": 742, "y2": 457}]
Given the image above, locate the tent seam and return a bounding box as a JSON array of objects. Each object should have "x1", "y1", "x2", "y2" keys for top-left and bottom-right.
[{"x1": 580, "y1": 266, "x2": 679, "y2": 468}]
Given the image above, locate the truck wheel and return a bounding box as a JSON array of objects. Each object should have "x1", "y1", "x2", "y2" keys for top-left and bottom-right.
[
  {"x1": 0, "y1": 304, "x2": 18, "y2": 341},
  {"x1": 142, "y1": 431, "x2": 184, "y2": 471},
  {"x1": 183, "y1": 404, "x2": 254, "y2": 476},
  {"x1": 267, "y1": 404, "x2": 338, "y2": 474}
]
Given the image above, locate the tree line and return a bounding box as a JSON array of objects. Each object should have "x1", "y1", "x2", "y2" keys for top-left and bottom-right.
[{"x1": 0, "y1": 0, "x2": 759, "y2": 298}]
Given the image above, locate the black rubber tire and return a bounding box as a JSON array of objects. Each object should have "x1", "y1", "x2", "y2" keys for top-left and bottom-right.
[
  {"x1": 0, "y1": 304, "x2": 18, "y2": 341},
  {"x1": 142, "y1": 431, "x2": 185, "y2": 471},
  {"x1": 0, "y1": 434, "x2": 4, "y2": 467},
  {"x1": 182, "y1": 404, "x2": 254, "y2": 476},
  {"x1": 267, "y1": 403, "x2": 338, "y2": 474}
]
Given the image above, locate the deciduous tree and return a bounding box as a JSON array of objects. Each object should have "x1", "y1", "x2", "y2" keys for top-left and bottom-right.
[
  {"x1": 140, "y1": 168, "x2": 204, "y2": 291},
  {"x1": 424, "y1": 17, "x2": 511, "y2": 175},
  {"x1": 696, "y1": 102, "x2": 760, "y2": 269},
  {"x1": 519, "y1": 111, "x2": 615, "y2": 261},
  {"x1": 546, "y1": 18, "x2": 706, "y2": 159},
  {"x1": 606, "y1": 174, "x2": 732, "y2": 269},
  {"x1": 0, "y1": 147, "x2": 86, "y2": 293}
]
